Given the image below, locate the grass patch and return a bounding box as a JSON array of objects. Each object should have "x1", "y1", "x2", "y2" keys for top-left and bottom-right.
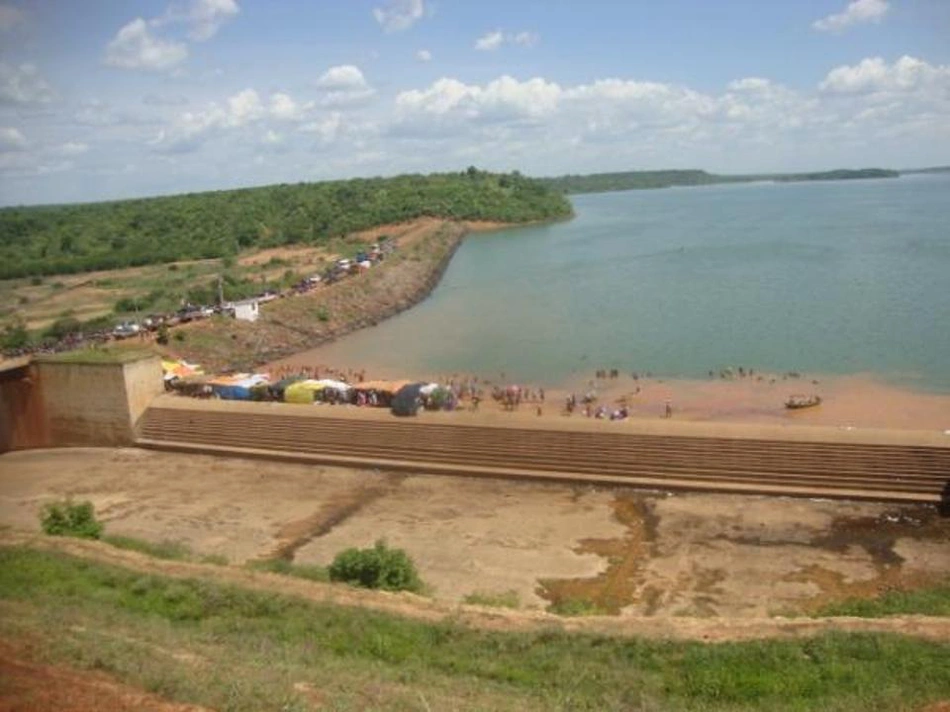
[
  {"x1": 200, "y1": 553, "x2": 229, "y2": 566},
  {"x1": 36, "y1": 345, "x2": 156, "y2": 364},
  {"x1": 102, "y1": 535, "x2": 195, "y2": 562},
  {"x1": 463, "y1": 590, "x2": 521, "y2": 609},
  {"x1": 103, "y1": 535, "x2": 229, "y2": 566},
  {"x1": 245, "y1": 557, "x2": 329, "y2": 582},
  {"x1": 814, "y1": 581, "x2": 950, "y2": 618},
  {"x1": 1, "y1": 545, "x2": 948, "y2": 711},
  {"x1": 547, "y1": 597, "x2": 611, "y2": 617}
]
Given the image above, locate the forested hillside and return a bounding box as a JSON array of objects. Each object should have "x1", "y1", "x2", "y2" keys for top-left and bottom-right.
[{"x1": 0, "y1": 169, "x2": 571, "y2": 279}]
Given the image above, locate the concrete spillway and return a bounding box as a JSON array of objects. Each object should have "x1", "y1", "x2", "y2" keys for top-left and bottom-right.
[{"x1": 136, "y1": 400, "x2": 949, "y2": 504}]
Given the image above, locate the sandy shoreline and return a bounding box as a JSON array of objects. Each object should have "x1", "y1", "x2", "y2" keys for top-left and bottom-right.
[{"x1": 264, "y1": 349, "x2": 950, "y2": 433}]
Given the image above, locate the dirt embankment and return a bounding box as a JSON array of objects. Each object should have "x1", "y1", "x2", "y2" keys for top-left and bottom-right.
[
  {"x1": 162, "y1": 219, "x2": 469, "y2": 373},
  {"x1": 4, "y1": 530, "x2": 950, "y2": 644},
  {"x1": 2, "y1": 448, "x2": 949, "y2": 640}
]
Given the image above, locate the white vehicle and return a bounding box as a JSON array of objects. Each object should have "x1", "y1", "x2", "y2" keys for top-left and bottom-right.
[{"x1": 112, "y1": 322, "x2": 141, "y2": 339}]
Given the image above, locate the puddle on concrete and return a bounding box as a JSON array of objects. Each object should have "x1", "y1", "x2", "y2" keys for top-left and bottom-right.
[
  {"x1": 782, "y1": 505, "x2": 950, "y2": 611},
  {"x1": 265, "y1": 474, "x2": 405, "y2": 561},
  {"x1": 811, "y1": 506, "x2": 948, "y2": 567},
  {"x1": 537, "y1": 493, "x2": 657, "y2": 614}
]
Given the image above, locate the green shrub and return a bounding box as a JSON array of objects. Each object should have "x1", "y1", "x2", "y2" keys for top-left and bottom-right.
[
  {"x1": 315, "y1": 306, "x2": 330, "y2": 322},
  {"x1": 1, "y1": 322, "x2": 29, "y2": 349},
  {"x1": 42, "y1": 316, "x2": 82, "y2": 340},
  {"x1": 156, "y1": 323, "x2": 169, "y2": 345},
  {"x1": 173, "y1": 330, "x2": 185, "y2": 342},
  {"x1": 328, "y1": 540, "x2": 422, "y2": 593},
  {"x1": 40, "y1": 499, "x2": 103, "y2": 539}
]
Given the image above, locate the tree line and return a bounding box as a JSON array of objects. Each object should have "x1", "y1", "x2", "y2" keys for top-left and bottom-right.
[
  {"x1": 0, "y1": 168, "x2": 572, "y2": 279},
  {"x1": 539, "y1": 167, "x2": 901, "y2": 195}
]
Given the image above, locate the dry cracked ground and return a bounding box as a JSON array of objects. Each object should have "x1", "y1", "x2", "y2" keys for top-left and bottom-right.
[{"x1": 2, "y1": 447, "x2": 948, "y2": 618}]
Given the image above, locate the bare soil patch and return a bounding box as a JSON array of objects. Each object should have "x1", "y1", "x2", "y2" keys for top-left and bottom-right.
[
  {"x1": 2, "y1": 447, "x2": 947, "y2": 623},
  {"x1": 0, "y1": 638, "x2": 209, "y2": 712}
]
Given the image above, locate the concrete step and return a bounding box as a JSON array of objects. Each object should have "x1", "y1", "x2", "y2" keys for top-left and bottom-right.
[{"x1": 136, "y1": 405, "x2": 950, "y2": 504}]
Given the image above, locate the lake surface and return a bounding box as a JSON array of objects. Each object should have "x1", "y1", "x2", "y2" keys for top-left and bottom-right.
[{"x1": 300, "y1": 174, "x2": 950, "y2": 392}]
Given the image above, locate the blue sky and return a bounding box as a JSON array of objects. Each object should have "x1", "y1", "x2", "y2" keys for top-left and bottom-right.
[{"x1": 1, "y1": 0, "x2": 948, "y2": 205}]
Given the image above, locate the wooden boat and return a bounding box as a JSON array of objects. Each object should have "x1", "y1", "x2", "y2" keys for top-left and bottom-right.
[{"x1": 785, "y1": 394, "x2": 822, "y2": 409}]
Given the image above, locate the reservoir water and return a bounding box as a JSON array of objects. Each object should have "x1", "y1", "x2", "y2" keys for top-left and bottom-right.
[{"x1": 301, "y1": 174, "x2": 950, "y2": 392}]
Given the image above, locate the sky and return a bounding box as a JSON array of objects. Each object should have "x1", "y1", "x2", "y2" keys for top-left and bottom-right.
[{"x1": 0, "y1": 0, "x2": 948, "y2": 206}]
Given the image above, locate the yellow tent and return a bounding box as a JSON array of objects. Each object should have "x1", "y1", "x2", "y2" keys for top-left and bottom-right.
[
  {"x1": 162, "y1": 359, "x2": 204, "y2": 379},
  {"x1": 284, "y1": 380, "x2": 325, "y2": 404}
]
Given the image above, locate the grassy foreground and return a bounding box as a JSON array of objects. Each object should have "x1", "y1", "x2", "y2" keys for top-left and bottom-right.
[{"x1": 1, "y1": 547, "x2": 948, "y2": 711}]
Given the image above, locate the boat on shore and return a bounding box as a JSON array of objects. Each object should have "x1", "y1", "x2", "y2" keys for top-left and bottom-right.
[{"x1": 785, "y1": 394, "x2": 822, "y2": 410}]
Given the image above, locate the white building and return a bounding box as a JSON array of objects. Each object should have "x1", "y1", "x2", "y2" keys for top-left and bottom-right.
[{"x1": 232, "y1": 299, "x2": 260, "y2": 322}]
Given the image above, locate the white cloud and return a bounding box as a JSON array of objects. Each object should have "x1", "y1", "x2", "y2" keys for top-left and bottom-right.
[
  {"x1": 512, "y1": 31, "x2": 539, "y2": 48},
  {"x1": 372, "y1": 0, "x2": 424, "y2": 32},
  {"x1": 475, "y1": 30, "x2": 504, "y2": 51},
  {"x1": 316, "y1": 65, "x2": 375, "y2": 106},
  {"x1": 0, "y1": 126, "x2": 27, "y2": 152},
  {"x1": 813, "y1": 0, "x2": 889, "y2": 33},
  {"x1": 269, "y1": 92, "x2": 303, "y2": 121},
  {"x1": 151, "y1": 88, "x2": 318, "y2": 153},
  {"x1": 104, "y1": 1, "x2": 237, "y2": 75},
  {"x1": 151, "y1": 0, "x2": 240, "y2": 41},
  {"x1": 0, "y1": 63, "x2": 55, "y2": 105},
  {"x1": 820, "y1": 55, "x2": 950, "y2": 93},
  {"x1": 301, "y1": 113, "x2": 343, "y2": 143},
  {"x1": 475, "y1": 30, "x2": 540, "y2": 51},
  {"x1": 416, "y1": 49, "x2": 432, "y2": 62},
  {"x1": 727, "y1": 77, "x2": 772, "y2": 92},
  {"x1": 104, "y1": 18, "x2": 188, "y2": 71},
  {"x1": 180, "y1": 0, "x2": 240, "y2": 41},
  {"x1": 262, "y1": 129, "x2": 282, "y2": 145},
  {"x1": 226, "y1": 88, "x2": 263, "y2": 125},
  {"x1": 74, "y1": 100, "x2": 150, "y2": 127},
  {"x1": 0, "y1": 3, "x2": 25, "y2": 31},
  {"x1": 388, "y1": 61, "x2": 950, "y2": 173},
  {"x1": 316, "y1": 65, "x2": 368, "y2": 90},
  {"x1": 396, "y1": 76, "x2": 561, "y2": 123}
]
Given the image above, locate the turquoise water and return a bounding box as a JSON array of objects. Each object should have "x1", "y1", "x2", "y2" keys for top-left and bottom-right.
[{"x1": 303, "y1": 174, "x2": 950, "y2": 392}]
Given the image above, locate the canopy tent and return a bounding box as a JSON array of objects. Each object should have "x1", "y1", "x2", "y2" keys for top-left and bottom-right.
[
  {"x1": 267, "y1": 374, "x2": 307, "y2": 400},
  {"x1": 313, "y1": 379, "x2": 351, "y2": 392},
  {"x1": 391, "y1": 382, "x2": 426, "y2": 417},
  {"x1": 162, "y1": 359, "x2": 203, "y2": 381},
  {"x1": 425, "y1": 385, "x2": 457, "y2": 410},
  {"x1": 209, "y1": 373, "x2": 270, "y2": 400},
  {"x1": 284, "y1": 380, "x2": 326, "y2": 404},
  {"x1": 352, "y1": 379, "x2": 411, "y2": 395}
]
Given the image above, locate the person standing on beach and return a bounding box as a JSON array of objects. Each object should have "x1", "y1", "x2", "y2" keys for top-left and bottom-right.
[{"x1": 665, "y1": 400, "x2": 673, "y2": 418}]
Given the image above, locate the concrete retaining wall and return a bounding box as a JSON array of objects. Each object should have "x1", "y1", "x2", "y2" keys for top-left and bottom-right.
[
  {"x1": 0, "y1": 363, "x2": 45, "y2": 451},
  {"x1": 26, "y1": 354, "x2": 164, "y2": 448}
]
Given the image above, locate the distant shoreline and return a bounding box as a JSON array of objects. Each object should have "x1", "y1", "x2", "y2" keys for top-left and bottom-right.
[{"x1": 540, "y1": 167, "x2": 911, "y2": 195}]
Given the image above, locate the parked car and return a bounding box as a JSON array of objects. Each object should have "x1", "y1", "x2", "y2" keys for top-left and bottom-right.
[{"x1": 112, "y1": 322, "x2": 141, "y2": 339}]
